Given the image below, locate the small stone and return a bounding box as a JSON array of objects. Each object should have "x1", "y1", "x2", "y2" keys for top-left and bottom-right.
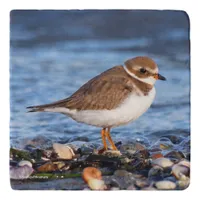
[
  {"x1": 109, "y1": 178, "x2": 120, "y2": 188},
  {"x1": 148, "y1": 166, "x2": 164, "y2": 181},
  {"x1": 155, "y1": 180, "x2": 176, "y2": 190},
  {"x1": 18, "y1": 160, "x2": 32, "y2": 168},
  {"x1": 68, "y1": 136, "x2": 89, "y2": 142},
  {"x1": 160, "y1": 143, "x2": 172, "y2": 150},
  {"x1": 152, "y1": 157, "x2": 174, "y2": 168},
  {"x1": 110, "y1": 187, "x2": 120, "y2": 190},
  {"x1": 24, "y1": 135, "x2": 52, "y2": 149},
  {"x1": 172, "y1": 164, "x2": 189, "y2": 180},
  {"x1": 120, "y1": 142, "x2": 146, "y2": 154},
  {"x1": 161, "y1": 135, "x2": 183, "y2": 144},
  {"x1": 135, "y1": 179, "x2": 149, "y2": 188},
  {"x1": 135, "y1": 142, "x2": 146, "y2": 151},
  {"x1": 103, "y1": 150, "x2": 121, "y2": 157},
  {"x1": 87, "y1": 179, "x2": 106, "y2": 190},
  {"x1": 127, "y1": 185, "x2": 137, "y2": 190},
  {"x1": 53, "y1": 143, "x2": 75, "y2": 159},
  {"x1": 177, "y1": 177, "x2": 190, "y2": 190},
  {"x1": 149, "y1": 148, "x2": 162, "y2": 153},
  {"x1": 151, "y1": 153, "x2": 163, "y2": 159},
  {"x1": 164, "y1": 151, "x2": 185, "y2": 161},
  {"x1": 114, "y1": 170, "x2": 131, "y2": 177}
]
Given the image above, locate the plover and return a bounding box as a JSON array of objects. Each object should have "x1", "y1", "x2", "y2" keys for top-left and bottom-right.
[{"x1": 27, "y1": 56, "x2": 166, "y2": 151}]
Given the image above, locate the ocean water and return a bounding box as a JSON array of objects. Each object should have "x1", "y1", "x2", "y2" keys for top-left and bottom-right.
[{"x1": 10, "y1": 10, "x2": 190, "y2": 148}]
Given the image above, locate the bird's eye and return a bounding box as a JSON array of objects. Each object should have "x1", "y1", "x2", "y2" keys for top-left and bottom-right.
[{"x1": 140, "y1": 68, "x2": 146, "y2": 73}]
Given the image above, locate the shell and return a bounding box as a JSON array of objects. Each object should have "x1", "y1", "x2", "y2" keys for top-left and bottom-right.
[
  {"x1": 53, "y1": 143, "x2": 75, "y2": 159},
  {"x1": 178, "y1": 159, "x2": 190, "y2": 168},
  {"x1": 10, "y1": 165, "x2": 33, "y2": 180},
  {"x1": 172, "y1": 164, "x2": 189, "y2": 180},
  {"x1": 155, "y1": 180, "x2": 176, "y2": 190},
  {"x1": 18, "y1": 160, "x2": 32, "y2": 168},
  {"x1": 82, "y1": 167, "x2": 102, "y2": 183},
  {"x1": 152, "y1": 157, "x2": 174, "y2": 168}
]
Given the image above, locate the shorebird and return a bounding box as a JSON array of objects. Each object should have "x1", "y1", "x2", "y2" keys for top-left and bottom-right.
[{"x1": 27, "y1": 56, "x2": 166, "y2": 151}]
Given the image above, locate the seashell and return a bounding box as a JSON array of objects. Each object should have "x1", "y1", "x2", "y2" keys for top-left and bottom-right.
[
  {"x1": 53, "y1": 143, "x2": 75, "y2": 159},
  {"x1": 87, "y1": 179, "x2": 106, "y2": 190},
  {"x1": 152, "y1": 157, "x2": 174, "y2": 168},
  {"x1": 155, "y1": 180, "x2": 176, "y2": 190},
  {"x1": 10, "y1": 165, "x2": 33, "y2": 180},
  {"x1": 172, "y1": 164, "x2": 189, "y2": 180},
  {"x1": 18, "y1": 160, "x2": 32, "y2": 168},
  {"x1": 178, "y1": 159, "x2": 190, "y2": 168},
  {"x1": 82, "y1": 167, "x2": 102, "y2": 183}
]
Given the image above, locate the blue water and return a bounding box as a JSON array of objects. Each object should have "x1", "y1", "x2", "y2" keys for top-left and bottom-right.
[{"x1": 10, "y1": 10, "x2": 190, "y2": 148}]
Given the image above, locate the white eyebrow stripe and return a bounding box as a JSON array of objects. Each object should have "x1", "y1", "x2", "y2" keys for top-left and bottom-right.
[{"x1": 123, "y1": 64, "x2": 156, "y2": 85}]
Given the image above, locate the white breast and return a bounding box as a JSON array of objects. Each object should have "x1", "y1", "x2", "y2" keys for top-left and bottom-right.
[{"x1": 51, "y1": 87, "x2": 156, "y2": 128}]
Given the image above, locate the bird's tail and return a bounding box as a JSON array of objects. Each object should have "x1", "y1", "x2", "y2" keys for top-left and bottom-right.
[
  {"x1": 26, "y1": 98, "x2": 70, "y2": 113},
  {"x1": 26, "y1": 105, "x2": 47, "y2": 112}
]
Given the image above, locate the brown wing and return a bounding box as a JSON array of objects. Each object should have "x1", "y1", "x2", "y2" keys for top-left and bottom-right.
[
  {"x1": 64, "y1": 66, "x2": 134, "y2": 110},
  {"x1": 27, "y1": 66, "x2": 134, "y2": 111}
]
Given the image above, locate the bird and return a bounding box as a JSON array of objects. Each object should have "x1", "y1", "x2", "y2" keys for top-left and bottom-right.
[{"x1": 27, "y1": 56, "x2": 166, "y2": 151}]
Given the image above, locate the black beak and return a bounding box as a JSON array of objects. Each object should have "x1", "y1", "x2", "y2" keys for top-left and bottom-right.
[
  {"x1": 158, "y1": 73, "x2": 166, "y2": 81},
  {"x1": 154, "y1": 73, "x2": 166, "y2": 81}
]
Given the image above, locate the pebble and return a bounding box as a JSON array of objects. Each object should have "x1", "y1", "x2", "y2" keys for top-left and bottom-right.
[
  {"x1": 109, "y1": 178, "x2": 120, "y2": 188},
  {"x1": 164, "y1": 151, "x2": 185, "y2": 160},
  {"x1": 135, "y1": 179, "x2": 149, "y2": 188},
  {"x1": 110, "y1": 187, "x2": 120, "y2": 190},
  {"x1": 161, "y1": 135, "x2": 183, "y2": 144},
  {"x1": 18, "y1": 160, "x2": 32, "y2": 168},
  {"x1": 151, "y1": 139, "x2": 174, "y2": 151},
  {"x1": 172, "y1": 164, "x2": 189, "y2": 180},
  {"x1": 152, "y1": 157, "x2": 174, "y2": 168},
  {"x1": 127, "y1": 185, "x2": 137, "y2": 190},
  {"x1": 68, "y1": 136, "x2": 89, "y2": 142},
  {"x1": 155, "y1": 180, "x2": 176, "y2": 190},
  {"x1": 87, "y1": 179, "x2": 106, "y2": 190},
  {"x1": 151, "y1": 153, "x2": 163, "y2": 159},
  {"x1": 53, "y1": 143, "x2": 75, "y2": 159},
  {"x1": 120, "y1": 142, "x2": 145, "y2": 153},
  {"x1": 103, "y1": 150, "x2": 122, "y2": 157},
  {"x1": 114, "y1": 170, "x2": 131, "y2": 177},
  {"x1": 177, "y1": 177, "x2": 190, "y2": 189},
  {"x1": 148, "y1": 166, "x2": 164, "y2": 181}
]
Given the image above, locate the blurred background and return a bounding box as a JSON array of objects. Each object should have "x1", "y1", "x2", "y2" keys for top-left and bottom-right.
[{"x1": 10, "y1": 10, "x2": 190, "y2": 148}]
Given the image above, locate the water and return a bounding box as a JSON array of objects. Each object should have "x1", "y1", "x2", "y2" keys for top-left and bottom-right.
[{"x1": 10, "y1": 10, "x2": 190, "y2": 148}]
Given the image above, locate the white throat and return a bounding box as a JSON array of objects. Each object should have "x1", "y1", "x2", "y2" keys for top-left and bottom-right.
[{"x1": 123, "y1": 65, "x2": 156, "y2": 85}]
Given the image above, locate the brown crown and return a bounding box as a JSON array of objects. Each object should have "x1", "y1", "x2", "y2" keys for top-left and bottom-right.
[{"x1": 124, "y1": 56, "x2": 157, "y2": 70}]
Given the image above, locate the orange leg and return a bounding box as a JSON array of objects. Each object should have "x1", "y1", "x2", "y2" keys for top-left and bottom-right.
[
  {"x1": 105, "y1": 128, "x2": 118, "y2": 150},
  {"x1": 101, "y1": 128, "x2": 108, "y2": 150}
]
